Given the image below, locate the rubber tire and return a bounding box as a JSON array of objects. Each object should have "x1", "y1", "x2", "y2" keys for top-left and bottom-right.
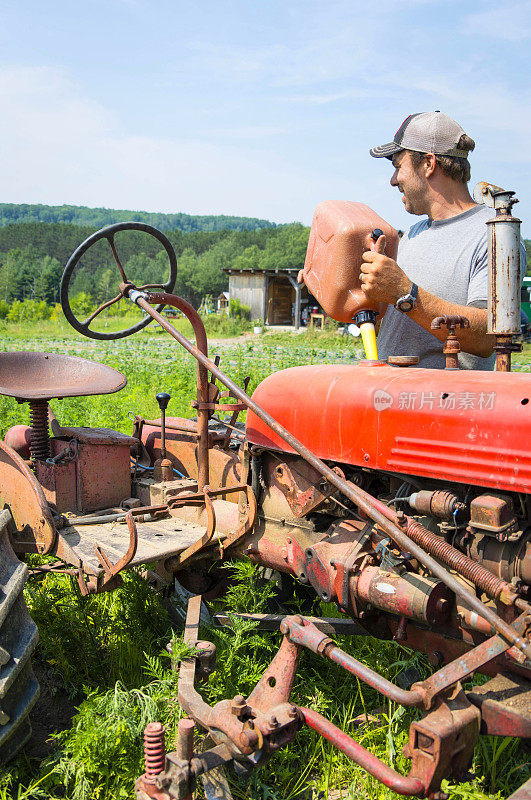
[{"x1": 0, "y1": 522, "x2": 39, "y2": 763}]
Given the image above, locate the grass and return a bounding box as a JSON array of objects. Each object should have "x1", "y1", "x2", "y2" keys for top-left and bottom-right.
[{"x1": 0, "y1": 320, "x2": 529, "y2": 799}]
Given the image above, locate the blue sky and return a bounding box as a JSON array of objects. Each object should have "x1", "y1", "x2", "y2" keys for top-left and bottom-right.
[{"x1": 0, "y1": 0, "x2": 530, "y2": 233}]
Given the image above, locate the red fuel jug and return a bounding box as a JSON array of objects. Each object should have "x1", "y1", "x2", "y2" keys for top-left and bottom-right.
[{"x1": 301, "y1": 201, "x2": 399, "y2": 324}]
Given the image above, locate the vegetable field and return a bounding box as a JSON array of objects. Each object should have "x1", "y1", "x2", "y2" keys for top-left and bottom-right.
[{"x1": 0, "y1": 324, "x2": 529, "y2": 800}]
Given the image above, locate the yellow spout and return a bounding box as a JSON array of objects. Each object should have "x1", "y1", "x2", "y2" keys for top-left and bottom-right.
[{"x1": 360, "y1": 322, "x2": 379, "y2": 361}]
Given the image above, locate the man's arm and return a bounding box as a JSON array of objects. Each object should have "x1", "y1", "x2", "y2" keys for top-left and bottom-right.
[{"x1": 361, "y1": 243, "x2": 495, "y2": 358}]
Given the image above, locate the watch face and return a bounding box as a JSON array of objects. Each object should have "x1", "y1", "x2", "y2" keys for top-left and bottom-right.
[{"x1": 398, "y1": 299, "x2": 413, "y2": 312}]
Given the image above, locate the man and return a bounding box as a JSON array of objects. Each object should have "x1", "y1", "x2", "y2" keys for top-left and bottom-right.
[{"x1": 362, "y1": 110, "x2": 505, "y2": 369}]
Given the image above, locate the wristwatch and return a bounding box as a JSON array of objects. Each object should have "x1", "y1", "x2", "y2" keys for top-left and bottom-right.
[{"x1": 395, "y1": 283, "x2": 418, "y2": 313}]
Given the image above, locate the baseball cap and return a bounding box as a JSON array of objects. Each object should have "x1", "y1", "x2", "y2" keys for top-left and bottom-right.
[{"x1": 370, "y1": 111, "x2": 471, "y2": 159}]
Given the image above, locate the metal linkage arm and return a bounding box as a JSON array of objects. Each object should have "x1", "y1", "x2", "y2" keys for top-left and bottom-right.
[
  {"x1": 281, "y1": 616, "x2": 425, "y2": 708},
  {"x1": 281, "y1": 613, "x2": 530, "y2": 712},
  {"x1": 301, "y1": 707, "x2": 425, "y2": 797}
]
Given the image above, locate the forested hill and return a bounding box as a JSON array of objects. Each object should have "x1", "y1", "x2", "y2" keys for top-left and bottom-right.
[
  {"x1": 0, "y1": 203, "x2": 276, "y2": 233},
  {"x1": 0, "y1": 221, "x2": 310, "y2": 308}
]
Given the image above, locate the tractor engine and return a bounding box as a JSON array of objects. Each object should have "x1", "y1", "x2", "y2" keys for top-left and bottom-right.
[{"x1": 243, "y1": 361, "x2": 531, "y2": 635}]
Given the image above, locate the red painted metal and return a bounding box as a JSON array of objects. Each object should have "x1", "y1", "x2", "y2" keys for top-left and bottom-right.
[
  {"x1": 300, "y1": 707, "x2": 425, "y2": 796},
  {"x1": 246, "y1": 363, "x2": 531, "y2": 494},
  {"x1": 3, "y1": 425, "x2": 32, "y2": 459},
  {"x1": 0, "y1": 439, "x2": 56, "y2": 554}
]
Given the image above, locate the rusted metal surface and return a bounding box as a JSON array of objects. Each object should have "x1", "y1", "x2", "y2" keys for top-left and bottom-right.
[
  {"x1": 281, "y1": 616, "x2": 425, "y2": 708},
  {"x1": 416, "y1": 612, "x2": 530, "y2": 708},
  {"x1": 386, "y1": 617, "x2": 531, "y2": 682},
  {"x1": 94, "y1": 511, "x2": 138, "y2": 590},
  {"x1": 469, "y1": 493, "x2": 516, "y2": 536},
  {"x1": 467, "y1": 672, "x2": 531, "y2": 737},
  {"x1": 507, "y1": 777, "x2": 531, "y2": 800},
  {"x1": 301, "y1": 707, "x2": 425, "y2": 796},
  {"x1": 0, "y1": 351, "x2": 126, "y2": 400},
  {"x1": 143, "y1": 293, "x2": 210, "y2": 492},
  {"x1": 354, "y1": 567, "x2": 452, "y2": 626},
  {"x1": 166, "y1": 484, "x2": 256, "y2": 568},
  {"x1": 168, "y1": 488, "x2": 217, "y2": 566},
  {"x1": 408, "y1": 490, "x2": 463, "y2": 520},
  {"x1": 176, "y1": 719, "x2": 194, "y2": 800},
  {"x1": 219, "y1": 376, "x2": 250, "y2": 449},
  {"x1": 143, "y1": 723, "x2": 166, "y2": 781},
  {"x1": 129, "y1": 291, "x2": 531, "y2": 661},
  {"x1": 494, "y1": 334, "x2": 522, "y2": 372},
  {"x1": 28, "y1": 400, "x2": 51, "y2": 463},
  {"x1": 431, "y1": 315, "x2": 470, "y2": 370},
  {"x1": 39, "y1": 437, "x2": 133, "y2": 514},
  {"x1": 371, "y1": 497, "x2": 520, "y2": 606},
  {"x1": 3, "y1": 424, "x2": 32, "y2": 459},
  {"x1": 212, "y1": 612, "x2": 367, "y2": 637},
  {"x1": 407, "y1": 688, "x2": 480, "y2": 797},
  {"x1": 141, "y1": 421, "x2": 237, "y2": 487},
  {"x1": 50, "y1": 418, "x2": 138, "y2": 446},
  {"x1": 0, "y1": 439, "x2": 56, "y2": 554}
]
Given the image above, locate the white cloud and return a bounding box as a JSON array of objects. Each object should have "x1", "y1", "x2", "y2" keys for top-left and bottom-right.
[{"x1": 0, "y1": 64, "x2": 332, "y2": 222}]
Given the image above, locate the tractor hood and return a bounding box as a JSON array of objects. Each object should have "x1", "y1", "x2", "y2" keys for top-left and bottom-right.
[{"x1": 246, "y1": 363, "x2": 531, "y2": 494}]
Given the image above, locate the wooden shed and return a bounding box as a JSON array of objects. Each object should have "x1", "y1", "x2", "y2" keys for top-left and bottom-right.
[{"x1": 224, "y1": 268, "x2": 313, "y2": 329}]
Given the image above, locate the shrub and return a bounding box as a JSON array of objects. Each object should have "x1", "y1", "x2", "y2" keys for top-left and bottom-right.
[{"x1": 229, "y1": 298, "x2": 251, "y2": 321}]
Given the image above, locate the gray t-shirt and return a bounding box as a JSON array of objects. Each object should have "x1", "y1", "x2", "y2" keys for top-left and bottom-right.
[{"x1": 378, "y1": 204, "x2": 497, "y2": 370}]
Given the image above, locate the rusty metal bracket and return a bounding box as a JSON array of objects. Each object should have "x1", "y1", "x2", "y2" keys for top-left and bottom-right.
[
  {"x1": 168, "y1": 484, "x2": 257, "y2": 567},
  {"x1": 94, "y1": 510, "x2": 138, "y2": 589},
  {"x1": 168, "y1": 488, "x2": 217, "y2": 566}
]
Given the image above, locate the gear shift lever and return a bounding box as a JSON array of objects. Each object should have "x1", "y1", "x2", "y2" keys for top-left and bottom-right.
[{"x1": 153, "y1": 392, "x2": 173, "y2": 481}]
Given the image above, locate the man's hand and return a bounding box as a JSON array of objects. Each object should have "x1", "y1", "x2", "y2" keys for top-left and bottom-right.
[{"x1": 361, "y1": 235, "x2": 411, "y2": 305}]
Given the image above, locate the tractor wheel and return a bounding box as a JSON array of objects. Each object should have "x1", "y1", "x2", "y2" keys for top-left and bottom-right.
[{"x1": 0, "y1": 510, "x2": 39, "y2": 763}]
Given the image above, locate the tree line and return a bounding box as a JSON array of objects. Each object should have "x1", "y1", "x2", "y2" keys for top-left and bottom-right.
[
  {"x1": 0, "y1": 203, "x2": 276, "y2": 233},
  {"x1": 0, "y1": 216, "x2": 528, "y2": 314},
  {"x1": 0, "y1": 222, "x2": 310, "y2": 308}
]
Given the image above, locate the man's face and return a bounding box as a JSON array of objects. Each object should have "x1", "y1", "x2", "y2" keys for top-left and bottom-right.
[{"x1": 390, "y1": 150, "x2": 429, "y2": 216}]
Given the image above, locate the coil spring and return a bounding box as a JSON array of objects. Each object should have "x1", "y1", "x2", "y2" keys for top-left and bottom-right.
[
  {"x1": 29, "y1": 400, "x2": 51, "y2": 463},
  {"x1": 143, "y1": 722, "x2": 166, "y2": 778},
  {"x1": 406, "y1": 518, "x2": 509, "y2": 600}
]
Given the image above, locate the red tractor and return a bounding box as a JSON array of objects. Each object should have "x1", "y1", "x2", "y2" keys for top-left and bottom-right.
[{"x1": 0, "y1": 186, "x2": 529, "y2": 798}]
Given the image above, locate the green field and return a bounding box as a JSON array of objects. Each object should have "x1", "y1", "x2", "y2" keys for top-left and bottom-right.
[{"x1": 0, "y1": 322, "x2": 530, "y2": 800}]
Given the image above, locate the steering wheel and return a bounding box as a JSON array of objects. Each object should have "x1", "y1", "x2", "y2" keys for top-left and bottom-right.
[{"x1": 60, "y1": 222, "x2": 177, "y2": 340}]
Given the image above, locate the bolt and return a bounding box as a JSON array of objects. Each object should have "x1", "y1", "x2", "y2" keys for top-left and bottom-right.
[
  {"x1": 364, "y1": 454, "x2": 369, "y2": 462},
  {"x1": 436, "y1": 598, "x2": 450, "y2": 616},
  {"x1": 288, "y1": 705, "x2": 299, "y2": 719},
  {"x1": 269, "y1": 715, "x2": 279, "y2": 728},
  {"x1": 280, "y1": 619, "x2": 289, "y2": 635},
  {"x1": 396, "y1": 510, "x2": 407, "y2": 527},
  {"x1": 428, "y1": 650, "x2": 444, "y2": 668},
  {"x1": 231, "y1": 694, "x2": 249, "y2": 718}
]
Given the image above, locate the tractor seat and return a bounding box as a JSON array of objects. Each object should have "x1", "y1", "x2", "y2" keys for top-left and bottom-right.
[{"x1": 0, "y1": 351, "x2": 126, "y2": 401}]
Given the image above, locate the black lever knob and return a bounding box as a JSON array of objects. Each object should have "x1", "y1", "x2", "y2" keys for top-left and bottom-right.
[
  {"x1": 371, "y1": 228, "x2": 384, "y2": 241},
  {"x1": 156, "y1": 392, "x2": 171, "y2": 411}
]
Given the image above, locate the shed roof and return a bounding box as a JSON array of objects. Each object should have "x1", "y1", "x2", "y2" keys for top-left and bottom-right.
[{"x1": 224, "y1": 268, "x2": 300, "y2": 276}]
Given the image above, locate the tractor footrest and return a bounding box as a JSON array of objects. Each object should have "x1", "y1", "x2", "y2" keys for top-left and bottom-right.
[{"x1": 59, "y1": 516, "x2": 220, "y2": 577}]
